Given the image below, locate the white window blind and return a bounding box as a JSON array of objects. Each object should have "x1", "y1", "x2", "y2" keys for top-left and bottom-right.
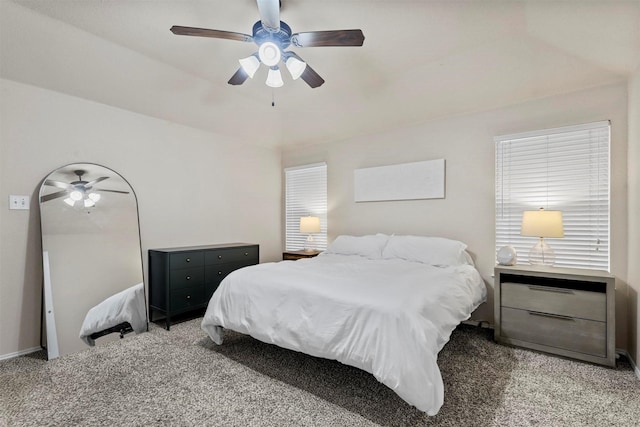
[
  {"x1": 495, "y1": 121, "x2": 610, "y2": 270},
  {"x1": 285, "y1": 163, "x2": 327, "y2": 251}
]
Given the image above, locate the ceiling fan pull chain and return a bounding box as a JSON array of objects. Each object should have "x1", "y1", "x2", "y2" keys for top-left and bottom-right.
[{"x1": 272, "y1": 89, "x2": 275, "y2": 107}]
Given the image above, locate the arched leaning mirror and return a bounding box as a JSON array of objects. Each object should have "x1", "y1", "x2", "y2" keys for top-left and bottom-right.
[{"x1": 39, "y1": 163, "x2": 147, "y2": 360}]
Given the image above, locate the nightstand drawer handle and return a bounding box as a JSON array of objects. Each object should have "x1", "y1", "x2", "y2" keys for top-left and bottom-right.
[
  {"x1": 218, "y1": 255, "x2": 222, "y2": 259},
  {"x1": 244, "y1": 252, "x2": 248, "y2": 256},
  {"x1": 218, "y1": 271, "x2": 222, "y2": 275},
  {"x1": 528, "y1": 285, "x2": 573, "y2": 294},
  {"x1": 186, "y1": 258, "x2": 191, "y2": 263},
  {"x1": 186, "y1": 295, "x2": 191, "y2": 299},
  {"x1": 528, "y1": 311, "x2": 574, "y2": 321},
  {"x1": 186, "y1": 276, "x2": 191, "y2": 280}
]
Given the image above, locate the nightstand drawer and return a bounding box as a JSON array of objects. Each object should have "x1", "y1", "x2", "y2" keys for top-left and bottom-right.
[
  {"x1": 501, "y1": 307, "x2": 606, "y2": 357},
  {"x1": 169, "y1": 252, "x2": 204, "y2": 269},
  {"x1": 502, "y1": 282, "x2": 606, "y2": 322},
  {"x1": 170, "y1": 286, "x2": 205, "y2": 313},
  {"x1": 205, "y1": 246, "x2": 259, "y2": 264},
  {"x1": 169, "y1": 267, "x2": 205, "y2": 289}
]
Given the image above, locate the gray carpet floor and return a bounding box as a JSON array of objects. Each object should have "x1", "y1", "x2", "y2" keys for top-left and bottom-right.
[{"x1": 1, "y1": 318, "x2": 639, "y2": 427}]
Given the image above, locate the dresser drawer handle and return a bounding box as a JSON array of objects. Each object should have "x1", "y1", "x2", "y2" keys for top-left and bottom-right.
[
  {"x1": 218, "y1": 271, "x2": 222, "y2": 275},
  {"x1": 186, "y1": 258, "x2": 191, "y2": 263},
  {"x1": 218, "y1": 255, "x2": 222, "y2": 259},
  {"x1": 186, "y1": 295, "x2": 191, "y2": 299},
  {"x1": 244, "y1": 252, "x2": 248, "y2": 256},
  {"x1": 527, "y1": 285, "x2": 573, "y2": 294},
  {"x1": 528, "y1": 311, "x2": 574, "y2": 321},
  {"x1": 186, "y1": 276, "x2": 191, "y2": 280}
]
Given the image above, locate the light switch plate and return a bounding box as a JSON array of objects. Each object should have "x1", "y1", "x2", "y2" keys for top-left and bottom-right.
[{"x1": 9, "y1": 195, "x2": 30, "y2": 210}]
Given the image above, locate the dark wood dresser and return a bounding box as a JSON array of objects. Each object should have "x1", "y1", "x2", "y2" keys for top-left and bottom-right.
[{"x1": 149, "y1": 243, "x2": 259, "y2": 330}]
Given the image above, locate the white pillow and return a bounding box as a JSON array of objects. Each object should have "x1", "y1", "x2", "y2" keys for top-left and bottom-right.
[
  {"x1": 382, "y1": 235, "x2": 473, "y2": 266},
  {"x1": 324, "y1": 234, "x2": 390, "y2": 259}
]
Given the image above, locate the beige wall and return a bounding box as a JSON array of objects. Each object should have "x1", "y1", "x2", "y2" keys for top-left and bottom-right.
[
  {"x1": 282, "y1": 83, "x2": 630, "y2": 349},
  {"x1": 0, "y1": 79, "x2": 282, "y2": 358},
  {"x1": 628, "y1": 67, "x2": 640, "y2": 370}
]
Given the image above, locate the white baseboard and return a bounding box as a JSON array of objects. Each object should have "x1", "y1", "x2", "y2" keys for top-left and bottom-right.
[
  {"x1": 0, "y1": 346, "x2": 42, "y2": 361},
  {"x1": 616, "y1": 349, "x2": 640, "y2": 381}
]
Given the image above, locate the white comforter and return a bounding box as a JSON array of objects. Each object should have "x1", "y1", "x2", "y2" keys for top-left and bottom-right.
[
  {"x1": 201, "y1": 254, "x2": 486, "y2": 415},
  {"x1": 79, "y1": 282, "x2": 147, "y2": 346}
]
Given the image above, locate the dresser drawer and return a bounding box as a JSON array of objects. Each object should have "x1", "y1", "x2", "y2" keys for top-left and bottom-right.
[
  {"x1": 501, "y1": 282, "x2": 606, "y2": 322},
  {"x1": 169, "y1": 251, "x2": 204, "y2": 269},
  {"x1": 170, "y1": 286, "x2": 205, "y2": 313},
  {"x1": 205, "y1": 246, "x2": 258, "y2": 264},
  {"x1": 205, "y1": 260, "x2": 254, "y2": 283},
  {"x1": 501, "y1": 307, "x2": 606, "y2": 357},
  {"x1": 169, "y1": 267, "x2": 205, "y2": 289}
]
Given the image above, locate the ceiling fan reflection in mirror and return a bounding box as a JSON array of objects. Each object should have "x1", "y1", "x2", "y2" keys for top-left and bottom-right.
[
  {"x1": 40, "y1": 170, "x2": 130, "y2": 208},
  {"x1": 170, "y1": 0, "x2": 365, "y2": 88}
]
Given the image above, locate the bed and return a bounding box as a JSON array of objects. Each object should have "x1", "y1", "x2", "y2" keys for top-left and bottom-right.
[
  {"x1": 79, "y1": 282, "x2": 147, "y2": 346},
  {"x1": 201, "y1": 234, "x2": 486, "y2": 415}
]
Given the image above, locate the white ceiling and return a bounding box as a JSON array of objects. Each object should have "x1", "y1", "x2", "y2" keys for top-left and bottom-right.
[{"x1": 2, "y1": 0, "x2": 639, "y2": 149}]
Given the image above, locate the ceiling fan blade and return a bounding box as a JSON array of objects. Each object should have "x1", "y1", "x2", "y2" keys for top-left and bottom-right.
[
  {"x1": 84, "y1": 176, "x2": 109, "y2": 188},
  {"x1": 44, "y1": 179, "x2": 70, "y2": 190},
  {"x1": 95, "y1": 189, "x2": 130, "y2": 194},
  {"x1": 228, "y1": 68, "x2": 250, "y2": 86},
  {"x1": 256, "y1": 0, "x2": 280, "y2": 32},
  {"x1": 291, "y1": 30, "x2": 365, "y2": 47},
  {"x1": 40, "y1": 190, "x2": 68, "y2": 203},
  {"x1": 300, "y1": 65, "x2": 325, "y2": 88},
  {"x1": 170, "y1": 26, "x2": 253, "y2": 43}
]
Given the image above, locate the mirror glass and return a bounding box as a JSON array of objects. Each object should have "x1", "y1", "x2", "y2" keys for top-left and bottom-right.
[{"x1": 39, "y1": 163, "x2": 146, "y2": 359}]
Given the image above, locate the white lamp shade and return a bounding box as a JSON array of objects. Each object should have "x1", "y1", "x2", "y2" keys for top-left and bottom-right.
[
  {"x1": 285, "y1": 56, "x2": 307, "y2": 80},
  {"x1": 239, "y1": 55, "x2": 260, "y2": 78},
  {"x1": 266, "y1": 68, "x2": 284, "y2": 88},
  {"x1": 299, "y1": 216, "x2": 321, "y2": 233},
  {"x1": 258, "y1": 41, "x2": 281, "y2": 67},
  {"x1": 69, "y1": 190, "x2": 83, "y2": 201},
  {"x1": 521, "y1": 208, "x2": 564, "y2": 238}
]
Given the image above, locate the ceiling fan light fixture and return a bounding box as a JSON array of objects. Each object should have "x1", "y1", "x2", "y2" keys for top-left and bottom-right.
[
  {"x1": 70, "y1": 190, "x2": 83, "y2": 201},
  {"x1": 258, "y1": 41, "x2": 281, "y2": 67},
  {"x1": 239, "y1": 55, "x2": 260, "y2": 78},
  {"x1": 64, "y1": 198, "x2": 75, "y2": 207},
  {"x1": 266, "y1": 67, "x2": 284, "y2": 88},
  {"x1": 84, "y1": 199, "x2": 95, "y2": 208},
  {"x1": 88, "y1": 192, "x2": 101, "y2": 203},
  {"x1": 285, "y1": 56, "x2": 307, "y2": 80}
]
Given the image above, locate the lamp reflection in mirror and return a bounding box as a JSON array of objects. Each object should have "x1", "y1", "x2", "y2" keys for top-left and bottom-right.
[
  {"x1": 300, "y1": 216, "x2": 321, "y2": 252},
  {"x1": 521, "y1": 207, "x2": 564, "y2": 266},
  {"x1": 64, "y1": 191, "x2": 100, "y2": 208}
]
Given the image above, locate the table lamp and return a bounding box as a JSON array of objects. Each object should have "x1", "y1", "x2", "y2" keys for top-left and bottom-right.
[
  {"x1": 521, "y1": 207, "x2": 564, "y2": 266},
  {"x1": 299, "y1": 216, "x2": 321, "y2": 252}
]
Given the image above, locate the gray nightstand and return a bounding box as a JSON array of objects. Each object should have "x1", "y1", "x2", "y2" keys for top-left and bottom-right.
[{"x1": 494, "y1": 265, "x2": 615, "y2": 367}]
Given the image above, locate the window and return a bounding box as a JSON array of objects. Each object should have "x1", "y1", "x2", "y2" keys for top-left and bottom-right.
[
  {"x1": 285, "y1": 163, "x2": 327, "y2": 251},
  {"x1": 495, "y1": 121, "x2": 610, "y2": 270}
]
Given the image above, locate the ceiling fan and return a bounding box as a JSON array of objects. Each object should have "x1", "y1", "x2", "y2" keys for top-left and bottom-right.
[
  {"x1": 41, "y1": 170, "x2": 130, "y2": 207},
  {"x1": 170, "y1": 0, "x2": 365, "y2": 88}
]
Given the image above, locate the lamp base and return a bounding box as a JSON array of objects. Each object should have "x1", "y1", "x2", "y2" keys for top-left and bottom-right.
[
  {"x1": 303, "y1": 234, "x2": 315, "y2": 252},
  {"x1": 528, "y1": 238, "x2": 555, "y2": 266}
]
